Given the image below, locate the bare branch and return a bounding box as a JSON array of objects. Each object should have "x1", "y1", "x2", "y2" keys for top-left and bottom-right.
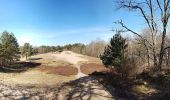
[
  {"x1": 118, "y1": 0, "x2": 153, "y2": 32},
  {"x1": 163, "y1": 46, "x2": 170, "y2": 53},
  {"x1": 156, "y1": 0, "x2": 163, "y2": 18},
  {"x1": 115, "y1": 20, "x2": 153, "y2": 48}
]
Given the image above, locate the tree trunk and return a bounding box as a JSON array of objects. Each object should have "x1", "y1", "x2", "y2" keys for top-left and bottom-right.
[
  {"x1": 26, "y1": 54, "x2": 28, "y2": 60},
  {"x1": 166, "y1": 50, "x2": 170, "y2": 69},
  {"x1": 158, "y1": 13, "x2": 168, "y2": 69},
  {"x1": 144, "y1": 42, "x2": 150, "y2": 68},
  {"x1": 158, "y1": 0, "x2": 169, "y2": 70}
]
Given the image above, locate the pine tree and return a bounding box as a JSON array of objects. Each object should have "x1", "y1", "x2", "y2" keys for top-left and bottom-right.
[
  {"x1": 100, "y1": 31, "x2": 128, "y2": 73},
  {"x1": 21, "y1": 43, "x2": 33, "y2": 60},
  {"x1": 0, "y1": 31, "x2": 19, "y2": 66}
]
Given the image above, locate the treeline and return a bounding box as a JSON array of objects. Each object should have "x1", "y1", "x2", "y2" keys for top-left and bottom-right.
[
  {"x1": 0, "y1": 31, "x2": 19, "y2": 67},
  {"x1": 22, "y1": 40, "x2": 107, "y2": 58},
  {"x1": 61, "y1": 40, "x2": 106, "y2": 57}
]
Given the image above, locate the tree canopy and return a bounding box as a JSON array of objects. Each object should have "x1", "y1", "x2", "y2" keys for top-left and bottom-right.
[
  {"x1": 0, "y1": 31, "x2": 19, "y2": 66},
  {"x1": 21, "y1": 43, "x2": 33, "y2": 60},
  {"x1": 100, "y1": 31, "x2": 128, "y2": 73}
]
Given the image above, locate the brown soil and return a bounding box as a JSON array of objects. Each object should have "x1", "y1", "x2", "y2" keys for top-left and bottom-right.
[
  {"x1": 38, "y1": 65, "x2": 78, "y2": 76},
  {"x1": 80, "y1": 63, "x2": 108, "y2": 75}
]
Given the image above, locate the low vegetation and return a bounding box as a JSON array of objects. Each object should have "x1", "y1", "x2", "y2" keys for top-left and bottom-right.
[
  {"x1": 38, "y1": 65, "x2": 78, "y2": 76},
  {"x1": 80, "y1": 63, "x2": 108, "y2": 75}
]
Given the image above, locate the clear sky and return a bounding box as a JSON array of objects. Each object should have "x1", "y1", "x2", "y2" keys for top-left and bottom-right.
[{"x1": 0, "y1": 0, "x2": 144, "y2": 46}]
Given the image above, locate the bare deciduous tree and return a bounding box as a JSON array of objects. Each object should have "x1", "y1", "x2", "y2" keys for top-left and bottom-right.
[
  {"x1": 116, "y1": 0, "x2": 170, "y2": 70},
  {"x1": 85, "y1": 39, "x2": 107, "y2": 57}
]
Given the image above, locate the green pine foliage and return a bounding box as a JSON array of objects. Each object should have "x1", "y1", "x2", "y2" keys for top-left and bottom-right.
[
  {"x1": 0, "y1": 31, "x2": 20, "y2": 66},
  {"x1": 100, "y1": 32, "x2": 128, "y2": 73},
  {"x1": 21, "y1": 43, "x2": 33, "y2": 60}
]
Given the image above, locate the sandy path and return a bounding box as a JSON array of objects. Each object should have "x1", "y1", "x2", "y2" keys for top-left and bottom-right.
[{"x1": 54, "y1": 51, "x2": 88, "y2": 78}]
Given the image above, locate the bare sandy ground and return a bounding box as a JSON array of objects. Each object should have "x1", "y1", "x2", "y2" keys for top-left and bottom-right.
[
  {"x1": 0, "y1": 76, "x2": 115, "y2": 100},
  {"x1": 0, "y1": 51, "x2": 115, "y2": 100},
  {"x1": 54, "y1": 51, "x2": 88, "y2": 65}
]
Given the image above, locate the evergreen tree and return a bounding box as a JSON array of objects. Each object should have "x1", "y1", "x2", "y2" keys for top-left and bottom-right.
[
  {"x1": 100, "y1": 31, "x2": 128, "y2": 73},
  {"x1": 21, "y1": 43, "x2": 33, "y2": 60},
  {"x1": 0, "y1": 31, "x2": 19, "y2": 66}
]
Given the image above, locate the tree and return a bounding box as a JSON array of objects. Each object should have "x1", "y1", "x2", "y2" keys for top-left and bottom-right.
[
  {"x1": 70, "y1": 43, "x2": 86, "y2": 54},
  {"x1": 0, "y1": 31, "x2": 19, "y2": 66},
  {"x1": 116, "y1": 0, "x2": 170, "y2": 70},
  {"x1": 21, "y1": 43, "x2": 33, "y2": 60},
  {"x1": 100, "y1": 31, "x2": 128, "y2": 74},
  {"x1": 85, "y1": 39, "x2": 106, "y2": 57},
  {"x1": 31, "y1": 47, "x2": 38, "y2": 55}
]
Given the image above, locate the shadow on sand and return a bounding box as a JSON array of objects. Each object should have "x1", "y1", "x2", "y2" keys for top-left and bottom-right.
[
  {"x1": 0, "y1": 62, "x2": 41, "y2": 73},
  {"x1": 55, "y1": 73, "x2": 116, "y2": 100},
  {"x1": 56, "y1": 71, "x2": 170, "y2": 100},
  {"x1": 28, "y1": 58, "x2": 43, "y2": 61}
]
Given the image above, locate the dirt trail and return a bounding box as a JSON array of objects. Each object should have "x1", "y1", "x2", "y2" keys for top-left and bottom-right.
[
  {"x1": 76, "y1": 65, "x2": 87, "y2": 78},
  {"x1": 54, "y1": 51, "x2": 88, "y2": 78}
]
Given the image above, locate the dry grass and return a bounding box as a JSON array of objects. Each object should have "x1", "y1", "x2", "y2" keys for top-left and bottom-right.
[
  {"x1": 131, "y1": 85, "x2": 158, "y2": 94},
  {"x1": 25, "y1": 52, "x2": 72, "y2": 66},
  {"x1": 3, "y1": 52, "x2": 82, "y2": 86},
  {"x1": 0, "y1": 70, "x2": 75, "y2": 87},
  {"x1": 78, "y1": 55, "x2": 102, "y2": 65}
]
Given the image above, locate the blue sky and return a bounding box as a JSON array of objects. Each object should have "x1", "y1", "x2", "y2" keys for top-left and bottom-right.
[{"x1": 0, "y1": 0, "x2": 144, "y2": 46}]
